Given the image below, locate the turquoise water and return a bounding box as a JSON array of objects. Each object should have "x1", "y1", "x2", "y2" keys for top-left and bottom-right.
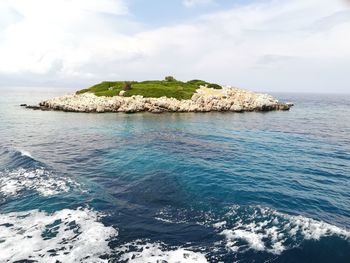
[{"x1": 0, "y1": 88, "x2": 349, "y2": 262}]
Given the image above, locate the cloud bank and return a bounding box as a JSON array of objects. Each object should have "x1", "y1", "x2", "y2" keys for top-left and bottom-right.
[{"x1": 0, "y1": 0, "x2": 349, "y2": 93}]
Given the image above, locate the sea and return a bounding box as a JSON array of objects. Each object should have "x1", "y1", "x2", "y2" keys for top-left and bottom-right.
[{"x1": 0, "y1": 87, "x2": 349, "y2": 262}]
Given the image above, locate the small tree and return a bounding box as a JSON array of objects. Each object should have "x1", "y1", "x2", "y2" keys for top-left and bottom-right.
[
  {"x1": 123, "y1": 81, "x2": 132, "y2": 91},
  {"x1": 165, "y1": 76, "x2": 176, "y2": 82},
  {"x1": 207, "y1": 83, "x2": 222, "y2": 89}
]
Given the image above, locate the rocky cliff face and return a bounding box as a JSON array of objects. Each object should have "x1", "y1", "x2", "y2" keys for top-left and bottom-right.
[{"x1": 35, "y1": 86, "x2": 292, "y2": 113}]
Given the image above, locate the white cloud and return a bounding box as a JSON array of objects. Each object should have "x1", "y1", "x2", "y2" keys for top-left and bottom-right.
[
  {"x1": 0, "y1": 0, "x2": 132, "y2": 76},
  {"x1": 0, "y1": 0, "x2": 350, "y2": 93},
  {"x1": 182, "y1": 0, "x2": 215, "y2": 8}
]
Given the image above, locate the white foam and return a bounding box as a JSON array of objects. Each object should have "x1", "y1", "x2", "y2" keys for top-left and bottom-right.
[
  {"x1": 0, "y1": 207, "x2": 118, "y2": 263},
  {"x1": 154, "y1": 207, "x2": 211, "y2": 226},
  {"x1": 286, "y1": 214, "x2": 350, "y2": 240},
  {"x1": 154, "y1": 205, "x2": 350, "y2": 256},
  {"x1": 222, "y1": 229, "x2": 265, "y2": 251},
  {"x1": 155, "y1": 217, "x2": 175, "y2": 223},
  {"x1": 219, "y1": 206, "x2": 350, "y2": 255},
  {"x1": 213, "y1": 221, "x2": 226, "y2": 228},
  {"x1": 19, "y1": 149, "x2": 32, "y2": 158},
  {"x1": 0, "y1": 168, "x2": 81, "y2": 198},
  {"x1": 117, "y1": 241, "x2": 208, "y2": 263}
]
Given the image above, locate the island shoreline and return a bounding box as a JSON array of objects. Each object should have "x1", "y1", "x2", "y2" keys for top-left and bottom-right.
[{"x1": 22, "y1": 86, "x2": 293, "y2": 114}]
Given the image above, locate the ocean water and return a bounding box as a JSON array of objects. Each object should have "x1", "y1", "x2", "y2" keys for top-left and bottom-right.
[{"x1": 0, "y1": 87, "x2": 349, "y2": 262}]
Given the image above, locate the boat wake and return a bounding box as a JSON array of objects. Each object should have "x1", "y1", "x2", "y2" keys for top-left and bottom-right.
[
  {"x1": 215, "y1": 206, "x2": 350, "y2": 255},
  {"x1": 115, "y1": 240, "x2": 208, "y2": 263},
  {"x1": 155, "y1": 205, "x2": 350, "y2": 257},
  {"x1": 0, "y1": 167, "x2": 81, "y2": 199},
  {"x1": 0, "y1": 208, "x2": 117, "y2": 263},
  {"x1": 0, "y1": 148, "x2": 82, "y2": 200}
]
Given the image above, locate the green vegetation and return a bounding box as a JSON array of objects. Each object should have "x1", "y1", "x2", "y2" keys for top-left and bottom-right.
[
  {"x1": 164, "y1": 76, "x2": 176, "y2": 82},
  {"x1": 76, "y1": 77, "x2": 222, "y2": 100},
  {"x1": 122, "y1": 81, "x2": 133, "y2": 91}
]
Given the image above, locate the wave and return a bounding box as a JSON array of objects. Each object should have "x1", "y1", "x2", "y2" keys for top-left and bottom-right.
[
  {"x1": 155, "y1": 205, "x2": 350, "y2": 256},
  {"x1": 19, "y1": 149, "x2": 33, "y2": 158},
  {"x1": 0, "y1": 148, "x2": 83, "y2": 200},
  {"x1": 0, "y1": 147, "x2": 39, "y2": 170},
  {"x1": 0, "y1": 207, "x2": 118, "y2": 263},
  {"x1": 115, "y1": 240, "x2": 208, "y2": 263},
  {"x1": 1, "y1": 204, "x2": 348, "y2": 262},
  {"x1": 0, "y1": 167, "x2": 82, "y2": 199},
  {"x1": 0, "y1": 209, "x2": 207, "y2": 263},
  {"x1": 216, "y1": 206, "x2": 350, "y2": 255}
]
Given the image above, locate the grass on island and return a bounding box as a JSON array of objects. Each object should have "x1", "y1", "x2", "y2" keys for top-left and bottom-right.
[{"x1": 76, "y1": 76, "x2": 222, "y2": 100}]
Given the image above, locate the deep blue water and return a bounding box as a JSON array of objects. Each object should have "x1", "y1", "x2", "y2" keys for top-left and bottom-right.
[{"x1": 0, "y1": 87, "x2": 349, "y2": 262}]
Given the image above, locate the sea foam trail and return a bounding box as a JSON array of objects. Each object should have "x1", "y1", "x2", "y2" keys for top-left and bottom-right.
[
  {"x1": 155, "y1": 205, "x2": 350, "y2": 255},
  {"x1": 215, "y1": 206, "x2": 350, "y2": 254},
  {"x1": 116, "y1": 240, "x2": 208, "y2": 263},
  {"x1": 0, "y1": 168, "x2": 81, "y2": 198},
  {"x1": 0, "y1": 148, "x2": 82, "y2": 198},
  {"x1": 0, "y1": 208, "x2": 118, "y2": 263}
]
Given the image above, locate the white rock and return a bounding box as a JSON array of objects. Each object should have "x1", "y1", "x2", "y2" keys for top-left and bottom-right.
[{"x1": 38, "y1": 87, "x2": 291, "y2": 113}]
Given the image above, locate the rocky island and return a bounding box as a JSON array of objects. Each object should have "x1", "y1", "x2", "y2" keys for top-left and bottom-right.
[{"x1": 24, "y1": 77, "x2": 293, "y2": 113}]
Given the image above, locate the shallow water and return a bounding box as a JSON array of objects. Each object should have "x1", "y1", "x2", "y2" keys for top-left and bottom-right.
[{"x1": 0, "y1": 87, "x2": 349, "y2": 262}]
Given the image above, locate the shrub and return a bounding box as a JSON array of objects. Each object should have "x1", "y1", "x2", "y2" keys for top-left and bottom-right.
[
  {"x1": 207, "y1": 83, "x2": 222, "y2": 89},
  {"x1": 76, "y1": 88, "x2": 90, "y2": 94},
  {"x1": 165, "y1": 76, "x2": 176, "y2": 82},
  {"x1": 187, "y1": 79, "x2": 208, "y2": 87},
  {"x1": 123, "y1": 81, "x2": 132, "y2": 90}
]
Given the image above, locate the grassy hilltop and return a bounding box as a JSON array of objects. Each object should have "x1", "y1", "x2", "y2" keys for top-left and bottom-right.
[{"x1": 76, "y1": 76, "x2": 222, "y2": 100}]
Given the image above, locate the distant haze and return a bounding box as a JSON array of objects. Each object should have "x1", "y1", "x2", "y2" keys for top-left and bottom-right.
[{"x1": 0, "y1": 0, "x2": 349, "y2": 93}]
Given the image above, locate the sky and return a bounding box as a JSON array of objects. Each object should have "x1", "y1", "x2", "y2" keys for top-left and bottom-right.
[{"x1": 0, "y1": 0, "x2": 349, "y2": 93}]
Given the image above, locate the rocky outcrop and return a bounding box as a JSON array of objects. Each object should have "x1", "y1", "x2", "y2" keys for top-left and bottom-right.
[{"x1": 31, "y1": 86, "x2": 292, "y2": 113}]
